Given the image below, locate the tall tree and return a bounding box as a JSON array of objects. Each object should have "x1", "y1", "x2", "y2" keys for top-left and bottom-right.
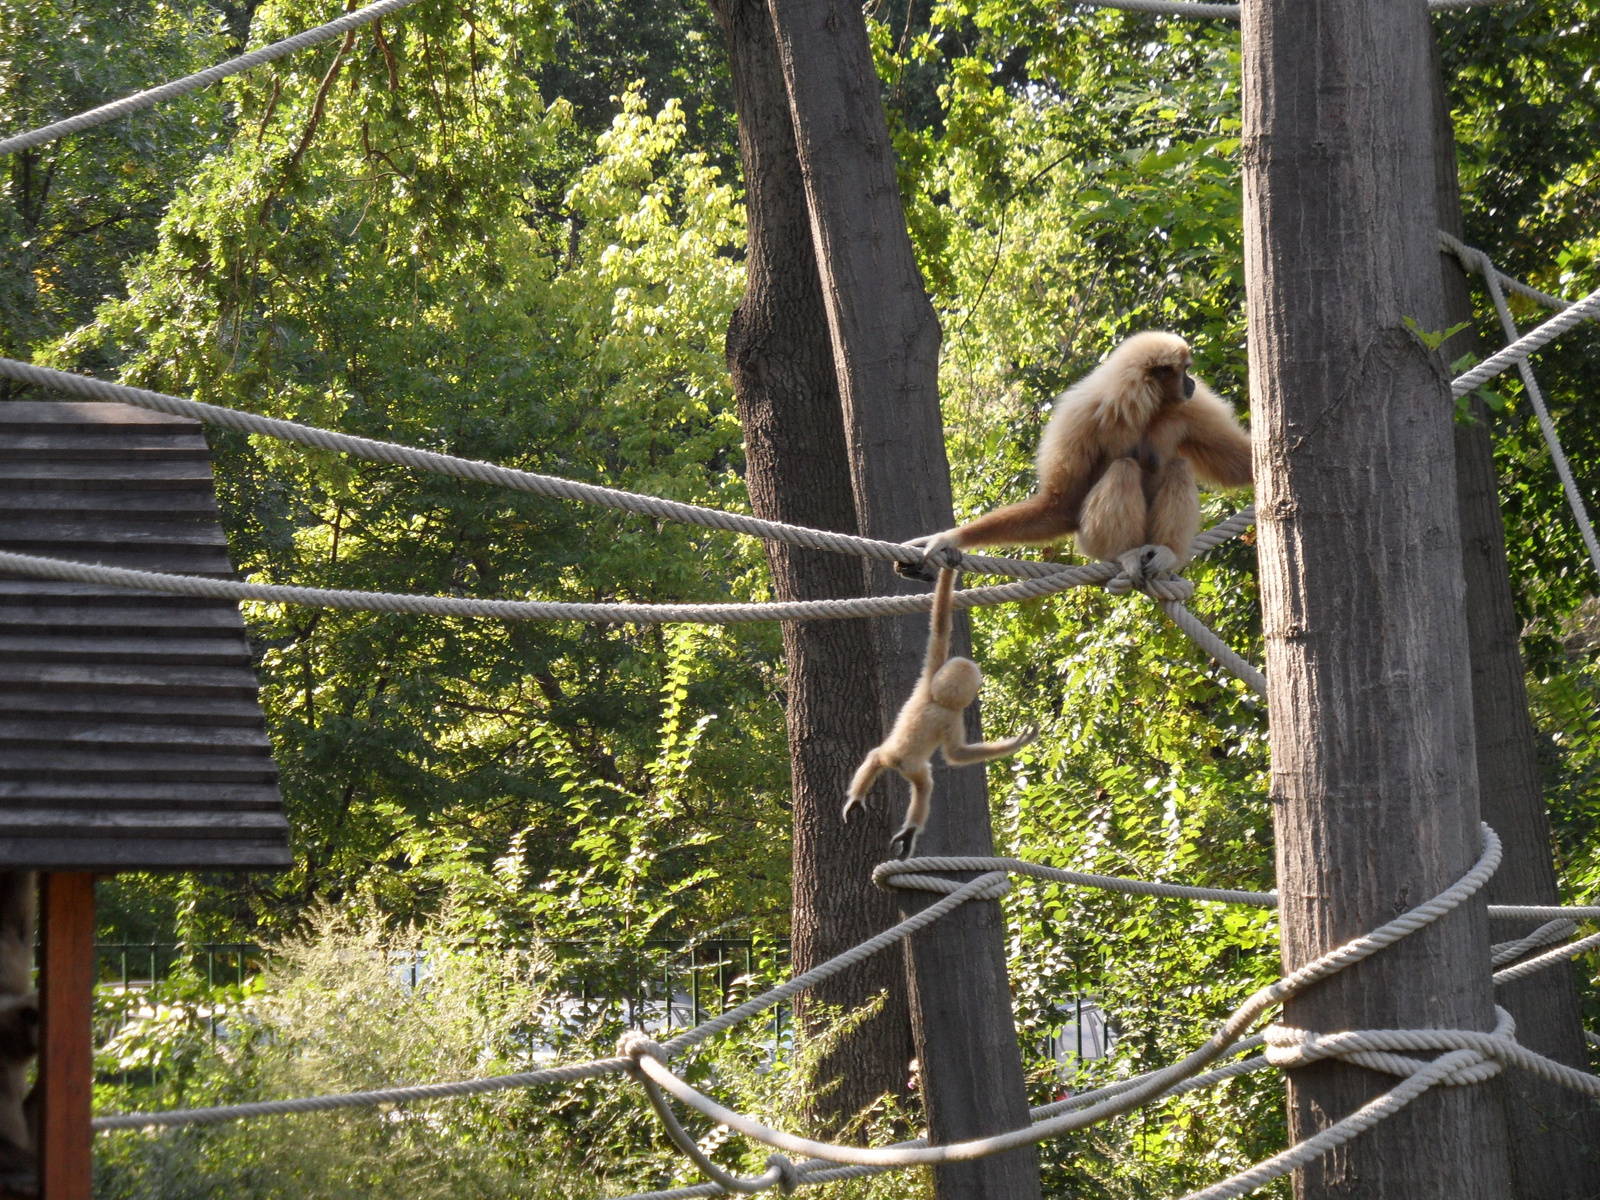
[
  {"x1": 1430, "y1": 32, "x2": 1600, "y2": 1196},
  {"x1": 708, "y1": 0, "x2": 916, "y2": 1128},
  {"x1": 1242, "y1": 0, "x2": 1512, "y2": 1194},
  {"x1": 763, "y1": 1, "x2": 1039, "y2": 1195}
]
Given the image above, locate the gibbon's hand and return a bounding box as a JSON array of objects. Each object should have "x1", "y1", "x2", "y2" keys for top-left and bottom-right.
[
  {"x1": 1116, "y1": 543, "x2": 1179, "y2": 585},
  {"x1": 895, "y1": 531, "x2": 962, "y2": 582}
]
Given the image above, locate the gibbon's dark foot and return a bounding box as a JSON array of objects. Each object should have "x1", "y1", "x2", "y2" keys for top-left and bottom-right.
[
  {"x1": 1116, "y1": 543, "x2": 1180, "y2": 584},
  {"x1": 889, "y1": 825, "x2": 920, "y2": 860}
]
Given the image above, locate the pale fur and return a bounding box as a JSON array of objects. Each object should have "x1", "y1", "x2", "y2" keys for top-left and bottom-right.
[
  {"x1": 842, "y1": 569, "x2": 1036, "y2": 859},
  {"x1": 907, "y1": 331, "x2": 1252, "y2": 581}
]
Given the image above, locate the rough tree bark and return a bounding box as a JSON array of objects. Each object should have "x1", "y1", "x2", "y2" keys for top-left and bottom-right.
[
  {"x1": 763, "y1": 1, "x2": 1040, "y2": 1194},
  {"x1": 1242, "y1": 0, "x2": 1512, "y2": 1195},
  {"x1": 1429, "y1": 33, "x2": 1600, "y2": 1195},
  {"x1": 709, "y1": 0, "x2": 916, "y2": 1129}
]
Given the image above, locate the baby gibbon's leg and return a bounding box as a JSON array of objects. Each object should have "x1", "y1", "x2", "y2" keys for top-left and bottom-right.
[
  {"x1": 889, "y1": 766, "x2": 935, "y2": 860},
  {"x1": 942, "y1": 725, "x2": 1037, "y2": 765},
  {"x1": 1076, "y1": 458, "x2": 1147, "y2": 562},
  {"x1": 1146, "y1": 456, "x2": 1200, "y2": 566},
  {"x1": 842, "y1": 751, "x2": 888, "y2": 824}
]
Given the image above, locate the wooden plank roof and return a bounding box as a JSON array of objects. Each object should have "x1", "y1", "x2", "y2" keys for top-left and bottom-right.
[{"x1": 0, "y1": 401, "x2": 291, "y2": 870}]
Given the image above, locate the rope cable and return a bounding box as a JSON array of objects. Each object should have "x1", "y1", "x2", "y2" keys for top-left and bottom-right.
[
  {"x1": 1470, "y1": 246, "x2": 1600, "y2": 582},
  {"x1": 0, "y1": 0, "x2": 424, "y2": 158}
]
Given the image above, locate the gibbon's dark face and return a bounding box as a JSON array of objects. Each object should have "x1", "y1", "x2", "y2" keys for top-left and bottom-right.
[{"x1": 1151, "y1": 361, "x2": 1196, "y2": 406}]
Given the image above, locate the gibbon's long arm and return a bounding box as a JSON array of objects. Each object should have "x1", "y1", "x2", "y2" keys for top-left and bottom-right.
[
  {"x1": 919, "y1": 493, "x2": 1078, "y2": 554},
  {"x1": 923, "y1": 564, "x2": 956, "y2": 681},
  {"x1": 942, "y1": 728, "x2": 1037, "y2": 766},
  {"x1": 1177, "y1": 385, "x2": 1253, "y2": 487}
]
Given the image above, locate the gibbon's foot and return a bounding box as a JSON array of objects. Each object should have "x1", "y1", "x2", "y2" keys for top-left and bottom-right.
[
  {"x1": 1116, "y1": 543, "x2": 1180, "y2": 584},
  {"x1": 888, "y1": 824, "x2": 920, "y2": 860},
  {"x1": 895, "y1": 533, "x2": 961, "y2": 583}
]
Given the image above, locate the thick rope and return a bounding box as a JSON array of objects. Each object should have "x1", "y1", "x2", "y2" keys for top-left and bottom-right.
[
  {"x1": 91, "y1": 1056, "x2": 630, "y2": 1131},
  {"x1": 1156, "y1": 600, "x2": 1267, "y2": 697},
  {"x1": 1487, "y1": 904, "x2": 1600, "y2": 921},
  {"x1": 0, "y1": 546, "x2": 1113, "y2": 625},
  {"x1": 104, "y1": 819, "x2": 1600, "y2": 1200},
  {"x1": 617, "y1": 826, "x2": 1502, "y2": 1170},
  {"x1": 1451, "y1": 284, "x2": 1600, "y2": 397},
  {"x1": 1491, "y1": 931, "x2": 1600, "y2": 987},
  {"x1": 1468, "y1": 246, "x2": 1600, "y2": 581},
  {"x1": 875, "y1": 855, "x2": 1275, "y2": 907},
  {"x1": 1003, "y1": 0, "x2": 1504, "y2": 19},
  {"x1": 1491, "y1": 919, "x2": 1578, "y2": 967},
  {"x1": 0, "y1": 356, "x2": 1060, "y2": 578},
  {"x1": 614, "y1": 1044, "x2": 1275, "y2": 1200},
  {"x1": 1440, "y1": 232, "x2": 1577, "y2": 313},
  {"x1": 0, "y1": 0, "x2": 423, "y2": 158}
]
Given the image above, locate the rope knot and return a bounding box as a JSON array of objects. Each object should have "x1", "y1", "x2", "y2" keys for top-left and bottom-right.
[
  {"x1": 871, "y1": 859, "x2": 1012, "y2": 900},
  {"x1": 1264, "y1": 1006, "x2": 1518, "y2": 1088},
  {"x1": 616, "y1": 1030, "x2": 667, "y2": 1066},
  {"x1": 1105, "y1": 568, "x2": 1195, "y2": 601},
  {"x1": 765, "y1": 1153, "x2": 803, "y2": 1194}
]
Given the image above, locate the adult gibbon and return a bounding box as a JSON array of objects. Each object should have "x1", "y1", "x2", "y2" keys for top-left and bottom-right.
[
  {"x1": 906, "y1": 332, "x2": 1252, "y2": 583},
  {"x1": 843, "y1": 568, "x2": 1035, "y2": 859}
]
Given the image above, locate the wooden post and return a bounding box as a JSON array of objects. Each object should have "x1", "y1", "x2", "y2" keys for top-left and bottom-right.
[
  {"x1": 1241, "y1": 0, "x2": 1512, "y2": 1194},
  {"x1": 38, "y1": 874, "x2": 94, "y2": 1200},
  {"x1": 1428, "y1": 31, "x2": 1600, "y2": 1196},
  {"x1": 764, "y1": 2, "x2": 1040, "y2": 1195},
  {"x1": 709, "y1": 0, "x2": 916, "y2": 1127}
]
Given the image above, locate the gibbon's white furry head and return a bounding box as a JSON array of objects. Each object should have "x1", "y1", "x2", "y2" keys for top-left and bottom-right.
[
  {"x1": 928, "y1": 657, "x2": 982, "y2": 709},
  {"x1": 1063, "y1": 331, "x2": 1195, "y2": 431}
]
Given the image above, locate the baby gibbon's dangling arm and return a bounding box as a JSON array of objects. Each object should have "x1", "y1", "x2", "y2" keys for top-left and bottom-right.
[{"x1": 843, "y1": 568, "x2": 1035, "y2": 860}]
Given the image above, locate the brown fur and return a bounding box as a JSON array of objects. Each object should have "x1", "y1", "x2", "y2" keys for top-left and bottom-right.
[
  {"x1": 908, "y1": 332, "x2": 1252, "y2": 580},
  {"x1": 842, "y1": 569, "x2": 1035, "y2": 858}
]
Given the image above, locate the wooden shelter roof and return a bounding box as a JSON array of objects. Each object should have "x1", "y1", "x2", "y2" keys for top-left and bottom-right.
[{"x1": 0, "y1": 401, "x2": 290, "y2": 870}]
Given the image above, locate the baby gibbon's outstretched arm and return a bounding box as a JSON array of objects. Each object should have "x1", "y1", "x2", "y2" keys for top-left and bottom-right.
[{"x1": 842, "y1": 568, "x2": 1036, "y2": 859}]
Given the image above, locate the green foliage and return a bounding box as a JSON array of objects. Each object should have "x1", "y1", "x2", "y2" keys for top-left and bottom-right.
[
  {"x1": 5, "y1": 0, "x2": 1599, "y2": 1193},
  {"x1": 45, "y1": 0, "x2": 790, "y2": 945},
  {"x1": 94, "y1": 901, "x2": 922, "y2": 1199},
  {"x1": 0, "y1": 0, "x2": 230, "y2": 372}
]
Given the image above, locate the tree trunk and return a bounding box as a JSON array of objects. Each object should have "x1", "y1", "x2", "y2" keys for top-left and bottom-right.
[
  {"x1": 764, "y1": 2, "x2": 1040, "y2": 1195},
  {"x1": 710, "y1": 0, "x2": 916, "y2": 1131},
  {"x1": 1242, "y1": 0, "x2": 1512, "y2": 1195},
  {"x1": 1429, "y1": 33, "x2": 1600, "y2": 1195}
]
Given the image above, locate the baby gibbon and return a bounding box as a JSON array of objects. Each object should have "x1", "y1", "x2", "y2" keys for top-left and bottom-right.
[
  {"x1": 907, "y1": 332, "x2": 1252, "y2": 583},
  {"x1": 843, "y1": 568, "x2": 1035, "y2": 859}
]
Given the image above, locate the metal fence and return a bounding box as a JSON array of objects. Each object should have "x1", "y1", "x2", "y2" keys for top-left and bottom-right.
[{"x1": 93, "y1": 937, "x2": 790, "y2": 1087}]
